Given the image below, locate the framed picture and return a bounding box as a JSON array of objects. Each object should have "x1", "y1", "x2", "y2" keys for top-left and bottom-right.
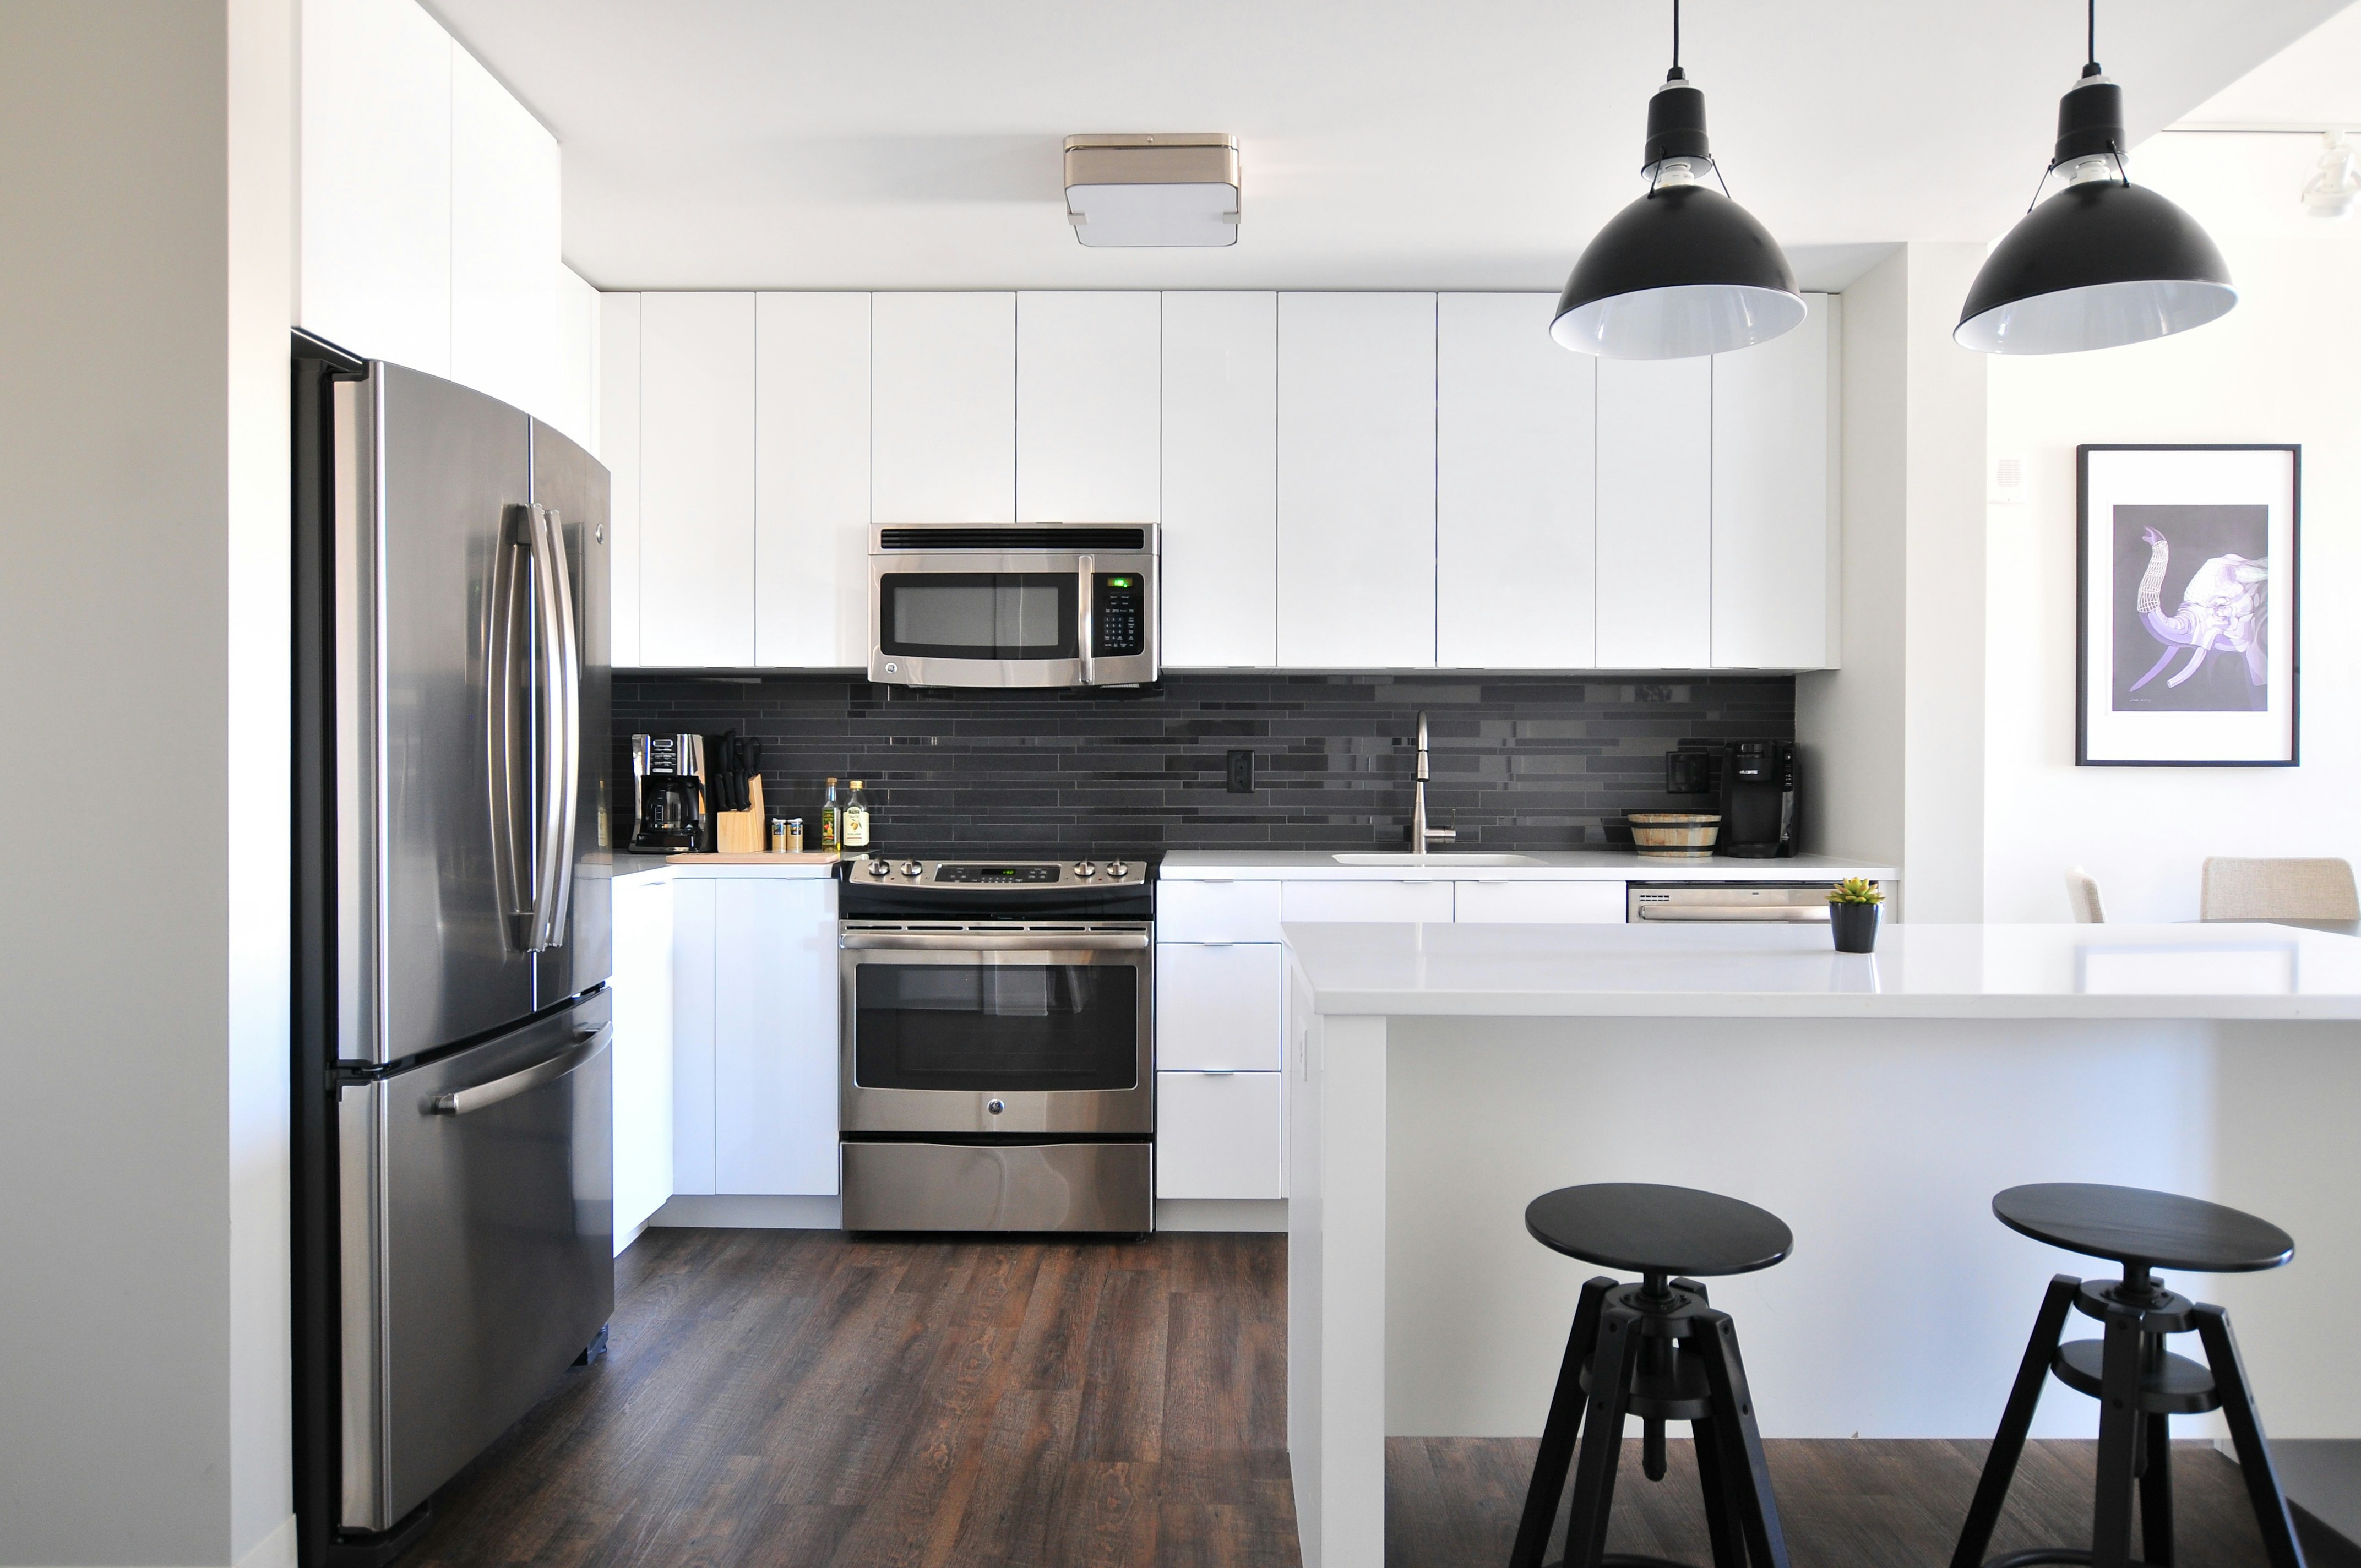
[{"x1": 2077, "y1": 444, "x2": 2299, "y2": 767}]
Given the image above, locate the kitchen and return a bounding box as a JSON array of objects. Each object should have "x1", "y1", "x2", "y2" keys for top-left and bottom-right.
[{"x1": 10, "y1": 4, "x2": 2361, "y2": 1568}]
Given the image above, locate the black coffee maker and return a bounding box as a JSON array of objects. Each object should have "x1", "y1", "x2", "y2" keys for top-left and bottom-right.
[
  {"x1": 628, "y1": 733, "x2": 711, "y2": 853},
  {"x1": 1664, "y1": 739, "x2": 1799, "y2": 858}
]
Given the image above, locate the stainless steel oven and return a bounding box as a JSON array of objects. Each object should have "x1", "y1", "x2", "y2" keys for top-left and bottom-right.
[
  {"x1": 838, "y1": 855, "x2": 1155, "y2": 1232},
  {"x1": 868, "y1": 523, "x2": 1158, "y2": 688}
]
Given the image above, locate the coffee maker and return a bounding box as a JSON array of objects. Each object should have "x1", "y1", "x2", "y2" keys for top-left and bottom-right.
[
  {"x1": 628, "y1": 733, "x2": 711, "y2": 853},
  {"x1": 1664, "y1": 739, "x2": 1799, "y2": 858}
]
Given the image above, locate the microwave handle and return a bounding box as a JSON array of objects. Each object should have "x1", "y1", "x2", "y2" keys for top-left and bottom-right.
[{"x1": 1076, "y1": 553, "x2": 1095, "y2": 685}]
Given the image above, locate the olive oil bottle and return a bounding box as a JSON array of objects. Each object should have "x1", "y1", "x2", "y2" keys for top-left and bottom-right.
[
  {"x1": 820, "y1": 777, "x2": 840, "y2": 855},
  {"x1": 842, "y1": 780, "x2": 871, "y2": 851}
]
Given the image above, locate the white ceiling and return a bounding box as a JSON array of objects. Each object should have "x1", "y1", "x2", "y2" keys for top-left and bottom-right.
[
  {"x1": 426, "y1": 0, "x2": 2349, "y2": 293},
  {"x1": 2178, "y1": 0, "x2": 2361, "y2": 123}
]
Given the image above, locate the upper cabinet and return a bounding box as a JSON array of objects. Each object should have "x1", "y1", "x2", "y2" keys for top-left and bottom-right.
[
  {"x1": 1162, "y1": 293, "x2": 1279, "y2": 668},
  {"x1": 1712, "y1": 295, "x2": 1837, "y2": 669},
  {"x1": 1596, "y1": 357, "x2": 1714, "y2": 668},
  {"x1": 1016, "y1": 292, "x2": 1161, "y2": 522},
  {"x1": 755, "y1": 293, "x2": 871, "y2": 668},
  {"x1": 1277, "y1": 293, "x2": 1438, "y2": 669},
  {"x1": 448, "y1": 44, "x2": 559, "y2": 425},
  {"x1": 872, "y1": 293, "x2": 1015, "y2": 524},
  {"x1": 639, "y1": 292, "x2": 755, "y2": 667},
  {"x1": 600, "y1": 295, "x2": 644, "y2": 667},
  {"x1": 1437, "y1": 293, "x2": 1598, "y2": 669}
]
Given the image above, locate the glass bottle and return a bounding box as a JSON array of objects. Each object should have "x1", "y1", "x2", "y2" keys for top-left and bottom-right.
[
  {"x1": 842, "y1": 780, "x2": 871, "y2": 850},
  {"x1": 819, "y1": 778, "x2": 840, "y2": 855}
]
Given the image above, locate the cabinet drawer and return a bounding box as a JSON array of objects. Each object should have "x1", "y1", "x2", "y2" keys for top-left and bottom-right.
[
  {"x1": 1157, "y1": 944, "x2": 1282, "y2": 1070},
  {"x1": 1157, "y1": 1071, "x2": 1283, "y2": 1199},
  {"x1": 1282, "y1": 880, "x2": 1454, "y2": 924},
  {"x1": 1454, "y1": 880, "x2": 1626, "y2": 924},
  {"x1": 1157, "y1": 879, "x2": 1283, "y2": 943}
]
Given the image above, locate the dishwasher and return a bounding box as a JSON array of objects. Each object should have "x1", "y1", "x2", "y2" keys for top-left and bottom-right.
[{"x1": 1626, "y1": 883, "x2": 1839, "y2": 923}]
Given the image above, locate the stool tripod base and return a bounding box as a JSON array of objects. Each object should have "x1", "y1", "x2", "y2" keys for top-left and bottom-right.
[{"x1": 1982, "y1": 1553, "x2": 2159, "y2": 1568}]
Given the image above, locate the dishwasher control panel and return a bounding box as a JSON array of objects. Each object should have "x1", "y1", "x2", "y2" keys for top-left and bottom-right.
[{"x1": 1626, "y1": 883, "x2": 1840, "y2": 923}]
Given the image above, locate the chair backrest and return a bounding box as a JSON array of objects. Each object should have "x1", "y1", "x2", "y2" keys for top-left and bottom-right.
[
  {"x1": 2063, "y1": 867, "x2": 2105, "y2": 924},
  {"x1": 2200, "y1": 857, "x2": 2361, "y2": 922}
]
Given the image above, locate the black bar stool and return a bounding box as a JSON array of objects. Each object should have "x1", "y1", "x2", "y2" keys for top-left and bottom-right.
[
  {"x1": 1509, "y1": 1182, "x2": 1794, "y2": 1568},
  {"x1": 1951, "y1": 1182, "x2": 2307, "y2": 1568}
]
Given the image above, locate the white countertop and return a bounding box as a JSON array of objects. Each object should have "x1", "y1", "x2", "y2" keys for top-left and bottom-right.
[
  {"x1": 612, "y1": 855, "x2": 839, "y2": 884},
  {"x1": 1160, "y1": 849, "x2": 1895, "y2": 882},
  {"x1": 1283, "y1": 919, "x2": 2361, "y2": 1020}
]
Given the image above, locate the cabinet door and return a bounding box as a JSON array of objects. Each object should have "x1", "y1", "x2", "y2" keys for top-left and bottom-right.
[
  {"x1": 599, "y1": 295, "x2": 644, "y2": 666},
  {"x1": 671, "y1": 876, "x2": 717, "y2": 1195},
  {"x1": 755, "y1": 293, "x2": 871, "y2": 667},
  {"x1": 1157, "y1": 1072, "x2": 1283, "y2": 1199},
  {"x1": 610, "y1": 877, "x2": 674, "y2": 1246},
  {"x1": 1277, "y1": 293, "x2": 1437, "y2": 668},
  {"x1": 1453, "y1": 880, "x2": 1625, "y2": 923},
  {"x1": 297, "y1": 0, "x2": 452, "y2": 375},
  {"x1": 1017, "y1": 292, "x2": 1160, "y2": 522},
  {"x1": 1280, "y1": 880, "x2": 1454, "y2": 924},
  {"x1": 1162, "y1": 293, "x2": 1278, "y2": 667},
  {"x1": 449, "y1": 41, "x2": 559, "y2": 425},
  {"x1": 1712, "y1": 295, "x2": 1835, "y2": 669},
  {"x1": 639, "y1": 293, "x2": 756, "y2": 666},
  {"x1": 1156, "y1": 879, "x2": 1283, "y2": 943},
  {"x1": 872, "y1": 292, "x2": 1015, "y2": 523},
  {"x1": 1437, "y1": 293, "x2": 1597, "y2": 668},
  {"x1": 713, "y1": 879, "x2": 840, "y2": 1196},
  {"x1": 1157, "y1": 944, "x2": 1283, "y2": 1070},
  {"x1": 1596, "y1": 357, "x2": 1712, "y2": 668}
]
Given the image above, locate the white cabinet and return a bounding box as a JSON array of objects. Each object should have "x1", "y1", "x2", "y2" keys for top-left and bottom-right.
[
  {"x1": 1157, "y1": 944, "x2": 1283, "y2": 1070},
  {"x1": 1276, "y1": 293, "x2": 1437, "y2": 668},
  {"x1": 599, "y1": 295, "x2": 644, "y2": 666},
  {"x1": 1161, "y1": 293, "x2": 1279, "y2": 667},
  {"x1": 712, "y1": 878, "x2": 840, "y2": 1196},
  {"x1": 639, "y1": 293, "x2": 757, "y2": 666},
  {"x1": 1157, "y1": 1072, "x2": 1283, "y2": 1200},
  {"x1": 1596, "y1": 356, "x2": 1713, "y2": 668},
  {"x1": 297, "y1": 0, "x2": 453, "y2": 376},
  {"x1": 611, "y1": 875, "x2": 674, "y2": 1248},
  {"x1": 553, "y1": 268, "x2": 601, "y2": 458},
  {"x1": 1156, "y1": 880, "x2": 1283, "y2": 944},
  {"x1": 1453, "y1": 880, "x2": 1626, "y2": 923},
  {"x1": 872, "y1": 292, "x2": 1016, "y2": 524},
  {"x1": 670, "y1": 876, "x2": 717, "y2": 1195},
  {"x1": 755, "y1": 293, "x2": 871, "y2": 667},
  {"x1": 1017, "y1": 292, "x2": 1161, "y2": 522},
  {"x1": 1281, "y1": 880, "x2": 1455, "y2": 924},
  {"x1": 1712, "y1": 294, "x2": 1836, "y2": 668},
  {"x1": 1437, "y1": 293, "x2": 1598, "y2": 669},
  {"x1": 448, "y1": 42, "x2": 559, "y2": 427}
]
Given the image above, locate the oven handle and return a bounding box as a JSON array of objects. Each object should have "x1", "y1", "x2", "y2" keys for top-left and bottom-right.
[{"x1": 840, "y1": 930, "x2": 1150, "y2": 951}]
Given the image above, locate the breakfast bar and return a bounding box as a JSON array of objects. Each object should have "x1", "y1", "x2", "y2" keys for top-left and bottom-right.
[{"x1": 1280, "y1": 921, "x2": 2361, "y2": 1568}]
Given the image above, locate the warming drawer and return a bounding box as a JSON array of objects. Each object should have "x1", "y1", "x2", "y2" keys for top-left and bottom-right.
[{"x1": 1626, "y1": 883, "x2": 1838, "y2": 923}]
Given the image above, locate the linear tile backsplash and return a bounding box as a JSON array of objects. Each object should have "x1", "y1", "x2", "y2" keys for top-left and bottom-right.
[{"x1": 613, "y1": 672, "x2": 1794, "y2": 859}]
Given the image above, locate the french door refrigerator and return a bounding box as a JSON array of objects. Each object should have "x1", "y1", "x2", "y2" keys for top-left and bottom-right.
[{"x1": 291, "y1": 333, "x2": 613, "y2": 1568}]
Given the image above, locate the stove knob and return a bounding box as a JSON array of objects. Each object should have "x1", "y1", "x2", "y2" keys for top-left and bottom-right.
[
  {"x1": 900, "y1": 861, "x2": 923, "y2": 879},
  {"x1": 1073, "y1": 861, "x2": 1096, "y2": 879},
  {"x1": 867, "y1": 858, "x2": 890, "y2": 878},
  {"x1": 1108, "y1": 859, "x2": 1129, "y2": 879}
]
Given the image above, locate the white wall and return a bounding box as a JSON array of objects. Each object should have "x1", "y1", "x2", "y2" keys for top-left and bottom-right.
[
  {"x1": 0, "y1": 4, "x2": 295, "y2": 1566},
  {"x1": 1985, "y1": 133, "x2": 2361, "y2": 921}
]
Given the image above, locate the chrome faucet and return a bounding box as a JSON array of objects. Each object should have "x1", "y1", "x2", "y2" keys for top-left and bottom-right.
[{"x1": 1409, "y1": 712, "x2": 1456, "y2": 852}]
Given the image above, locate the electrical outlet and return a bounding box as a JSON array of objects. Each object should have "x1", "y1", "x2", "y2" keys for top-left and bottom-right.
[{"x1": 1226, "y1": 750, "x2": 1254, "y2": 793}]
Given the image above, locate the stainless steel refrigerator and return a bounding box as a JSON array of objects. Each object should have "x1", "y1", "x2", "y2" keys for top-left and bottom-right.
[{"x1": 291, "y1": 333, "x2": 613, "y2": 1567}]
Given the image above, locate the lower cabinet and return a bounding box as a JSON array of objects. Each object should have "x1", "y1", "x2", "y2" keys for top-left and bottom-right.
[
  {"x1": 1156, "y1": 936, "x2": 1286, "y2": 1197},
  {"x1": 1452, "y1": 880, "x2": 1626, "y2": 923},
  {"x1": 1157, "y1": 1072, "x2": 1283, "y2": 1199},
  {"x1": 611, "y1": 874, "x2": 675, "y2": 1248}
]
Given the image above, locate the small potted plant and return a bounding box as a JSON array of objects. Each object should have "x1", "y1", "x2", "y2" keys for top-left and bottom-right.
[{"x1": 1827, "y1": 878, "x2": 1884, "y2": 953}]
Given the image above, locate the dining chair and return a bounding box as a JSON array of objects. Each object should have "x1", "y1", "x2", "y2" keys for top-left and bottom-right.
[
  {"x1": 2063, "y1": 867, "x2": 2105, "y2": 923},
  {"x1": 2200, "y1": 857, "x2": 2360, "y2": 922}
]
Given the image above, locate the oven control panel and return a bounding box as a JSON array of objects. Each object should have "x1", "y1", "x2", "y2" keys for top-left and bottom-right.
[
  {"x1": 1092, "y1": 574, "x2": 1146, "y2": 657},
  {"x1": 859, "y1": 857, "x2": 1140, "y2": 885}
]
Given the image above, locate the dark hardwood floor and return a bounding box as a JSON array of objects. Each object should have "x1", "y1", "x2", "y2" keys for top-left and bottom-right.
[{"x1": 407, "y1": 1227, "x2": 2333, "y2": 1568}]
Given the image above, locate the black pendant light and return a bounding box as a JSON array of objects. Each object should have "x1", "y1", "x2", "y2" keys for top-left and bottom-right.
[
  {"x1": 1552, "y1": 0, "x2": 1804, "y2": 360},
  {"x1": 1956, "y1": 0, "x2": 2235, "y2": 354}
]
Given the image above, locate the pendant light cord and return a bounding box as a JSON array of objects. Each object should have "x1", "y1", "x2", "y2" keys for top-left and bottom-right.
[
  {"x1": 2086, "y1": 0, "x2": 2097, "y2": 70},
  {"x1": 1672, "y1": 0, "x2": 1680, "y2": 72}
]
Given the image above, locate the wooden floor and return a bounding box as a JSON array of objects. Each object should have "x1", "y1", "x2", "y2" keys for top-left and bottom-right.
[{"x1": 409, "y1": 1227, "x2": 2326, "y2": 1568}]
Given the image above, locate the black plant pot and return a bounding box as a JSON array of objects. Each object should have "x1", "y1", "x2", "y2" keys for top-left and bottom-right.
[{"x1": 1830, "y1": 902, "x2": 1880, "y2": 954}]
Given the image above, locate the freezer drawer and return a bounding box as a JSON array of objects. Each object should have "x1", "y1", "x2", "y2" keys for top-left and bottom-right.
[{"x1": 339, "y1": 992, "x2": 613, "y2": 1530}]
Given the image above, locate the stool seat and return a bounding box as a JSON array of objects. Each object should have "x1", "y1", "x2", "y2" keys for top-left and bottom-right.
[
  {"x1": 1527, "y1": 1182, "x2": 1793, "y2": 1278},
  {"x1": 1993, "y1": 1182, "x2": 2294, "y2": 1274}
]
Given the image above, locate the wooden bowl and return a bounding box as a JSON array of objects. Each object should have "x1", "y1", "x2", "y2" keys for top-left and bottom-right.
[{"x1": 1627, "y1": 812, "x2": 1722, "y2": 858}]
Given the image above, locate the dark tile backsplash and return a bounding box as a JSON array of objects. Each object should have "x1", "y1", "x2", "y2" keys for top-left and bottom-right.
[{"x1": 613, "y1": 672, "x2": 1794, "y2": 859}]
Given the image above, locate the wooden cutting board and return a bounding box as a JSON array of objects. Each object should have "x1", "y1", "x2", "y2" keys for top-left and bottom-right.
[{"x1": 711, "y1": 774, "x2": 766, "y2": 854}]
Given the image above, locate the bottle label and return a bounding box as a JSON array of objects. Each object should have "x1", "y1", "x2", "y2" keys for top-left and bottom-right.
[{"x1": 844, "y1": 805, "x2": 869, "y2": 848}]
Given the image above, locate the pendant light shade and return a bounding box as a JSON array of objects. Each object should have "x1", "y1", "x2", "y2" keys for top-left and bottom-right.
[
  {"x1": 1957, "y1": 56, "x2": 2235, "y2": 353},
  {"x1": 1553, "y1": 64, "x2": 1805, "y2": 360}
]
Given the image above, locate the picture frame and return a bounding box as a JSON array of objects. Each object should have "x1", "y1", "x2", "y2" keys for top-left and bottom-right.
[{"x1": 2077, "y1": 444, "x2": 2299, "y2": 766}]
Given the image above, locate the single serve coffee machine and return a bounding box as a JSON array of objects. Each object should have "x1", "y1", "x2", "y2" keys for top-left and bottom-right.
[
  {"x1": 628, "y1": 733, "x2": 712, "y2": 853},
  {"x1": 1663, "y1": 738, "x2": 1799, "y2": 858}
]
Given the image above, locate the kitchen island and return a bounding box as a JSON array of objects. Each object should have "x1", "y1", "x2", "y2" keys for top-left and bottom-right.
[{"x1": 1281, "y1": 920, "x2": 2361, "y2": 1568}]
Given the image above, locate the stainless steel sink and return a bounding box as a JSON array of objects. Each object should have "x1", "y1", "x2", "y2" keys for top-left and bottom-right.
[{"x1": 1331, "y1": 852, "x2": 1544, "y2": 867}]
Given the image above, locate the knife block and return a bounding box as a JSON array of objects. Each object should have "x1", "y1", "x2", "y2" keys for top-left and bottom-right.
[{"x1": 711, "y1": 774, "x2": 767, "y2": 854}]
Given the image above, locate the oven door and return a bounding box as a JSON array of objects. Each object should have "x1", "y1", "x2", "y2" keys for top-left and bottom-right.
[
  {"x1": 867, "y1": 547, "x2": 1158, "y2": 688},
  {"x1": 840, "y1": 924, "x2": 1153, "y2": 1134}
]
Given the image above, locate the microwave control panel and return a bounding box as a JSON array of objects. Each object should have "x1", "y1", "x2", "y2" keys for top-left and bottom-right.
[{"x1": 1092, "y1": 573, "x2": 1146, "y2": 657}]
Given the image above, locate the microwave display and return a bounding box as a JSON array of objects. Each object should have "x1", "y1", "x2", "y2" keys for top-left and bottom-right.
[{"x1": 880, "y1": 573, "x2": 1078, "y2": 660}]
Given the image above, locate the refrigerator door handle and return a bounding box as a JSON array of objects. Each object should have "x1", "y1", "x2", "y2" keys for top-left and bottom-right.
[
  {"x1": 487, "y1": 504, "x2": 538, "y2": 951},
  {"x1": 429, "y1": 1023, "x2": 611, "y2": 1115},
  {"x1": 526, "y1": 503, "x2": 580, "y2": 952}
]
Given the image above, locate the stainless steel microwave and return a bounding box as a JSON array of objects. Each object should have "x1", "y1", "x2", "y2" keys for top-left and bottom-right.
[{"x1": 868, "y1": 523, "x2": 1159, "y2": 688}]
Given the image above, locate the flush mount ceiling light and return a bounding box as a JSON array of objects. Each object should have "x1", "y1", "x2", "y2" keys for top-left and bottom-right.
[
  {"x1": 1957, "y1": 0, "x2": 2236, "y2": 353},
  {"x1": 1551, "y1": 0, "x2": 1804, "y2": 360},
  {"x1": 1064, "y1": 134, "x2": 1239, "y2": 247}
]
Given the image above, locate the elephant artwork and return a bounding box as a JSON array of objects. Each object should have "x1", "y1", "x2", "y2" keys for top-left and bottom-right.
[{"x1": 2111, "y1": 504, "x2": 2272, "y2": 712}]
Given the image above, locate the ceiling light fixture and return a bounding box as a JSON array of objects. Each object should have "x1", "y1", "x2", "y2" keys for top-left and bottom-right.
[
  {"x1": 1551, "y1": 0, "x2": 1804, "y2": 360},
  {"x1": 2302, "y1": 130, "x2": 2360, "y2": 220},
  {"x1": 1063, "y1": 134, "x2": 1239, "y2": 248},
  {"x1": 1956, "y1": 0, "x2": 2235, "y2": 354}
]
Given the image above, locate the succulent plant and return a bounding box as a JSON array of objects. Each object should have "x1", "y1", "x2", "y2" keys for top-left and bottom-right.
[{"x1": 1828, "y1": 877, "x2": 1885, "y2": 906}]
